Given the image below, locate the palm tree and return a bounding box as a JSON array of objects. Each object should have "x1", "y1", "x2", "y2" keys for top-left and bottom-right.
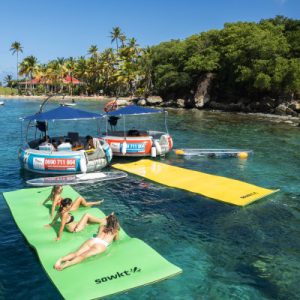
[
  {"x1": 139, "y1": 47, "x2": 154, "y2": 97},
  {"x1": 65, "y1": 57, "x2": 76, "y2": 95},
  {"x1": 110, "y1": 27, "x2": 124, "y2": 50},
  {"x1": 88, "y1": 45, "x2": 98, "y2": 59},
  {"x1": 10, "y1": 41, "x2": 23, "y2": 81},
  {"x1": 119, "y1": 34, "x2": 127, "y2": 48},
  {"x1": 4, "y1": 74, "x2": 14, "y2": 94},
  {"x1": 56, "y1": 57, "x2": 67, "y2": 92},
  {"x1": 19, "y1": 55, "x2": 38, "y2": 92},
  {"x1": 75, "y1": 56, "x2": 88, "y2": 94},
  {"x1": 128, "y1": 37, "x2": 139, "y2": 49}
]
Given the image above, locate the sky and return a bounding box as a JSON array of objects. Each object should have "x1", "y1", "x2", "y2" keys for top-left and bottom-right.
[{"x1": 0, "y1": 0, "x2": 299, "y2": 81}]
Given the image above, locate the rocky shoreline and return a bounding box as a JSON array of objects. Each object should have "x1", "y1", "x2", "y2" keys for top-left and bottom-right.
[
  {"x1": 1, "y1": 94, "x2": 299, "y2": 126},
  {"x1": 116, "y1": 96, "x2": 300, "y2": 127}
]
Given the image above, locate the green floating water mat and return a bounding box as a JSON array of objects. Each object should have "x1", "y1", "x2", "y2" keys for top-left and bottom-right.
[{"x1": 3, "y1": 186, "x2": 182, "y2": 299}]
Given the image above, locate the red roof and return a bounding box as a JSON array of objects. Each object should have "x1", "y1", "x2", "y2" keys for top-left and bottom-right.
[
  {"x1": 19, "y1": 78, "x2": 41, "y2": 85},
  {"x1": 19, "y1": 76, "x2": 81, "y2": 85},
  {"x1": 62, "y1": 75, "x2": 81, "y2": 84}
]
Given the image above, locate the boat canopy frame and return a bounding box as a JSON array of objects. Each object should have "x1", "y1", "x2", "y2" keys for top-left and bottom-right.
[
  {"x1": 105, "y1": 105, "x2": 169, "y2": 137},
  {"x1": 20, "y1": 104, "x2": 104, "y2": 145}
]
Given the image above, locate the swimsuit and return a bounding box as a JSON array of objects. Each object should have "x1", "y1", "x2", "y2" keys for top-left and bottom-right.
[
  {"x1": 66, "y1": 214, "x2": 74, "y2": 224},
  {"x1": 91, "y1": 237, "x2": 110, "y2": 248},
  {"x1": 54, "y1": 196, "x2": 63, "y2": 207}
]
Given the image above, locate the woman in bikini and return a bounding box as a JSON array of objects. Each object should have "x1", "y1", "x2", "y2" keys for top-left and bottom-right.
[
  {"x1": 43, "y1": 185, "x2": 103, "y2": 220},
  {"x1": 45, "y1": 198, "x2": 106, "y2": 241},
  {"x1": 54, "y1": 213, "x2": 119, "y2": 270}
]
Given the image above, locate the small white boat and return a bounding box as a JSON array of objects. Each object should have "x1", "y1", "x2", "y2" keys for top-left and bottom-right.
[
  {"x1": 60, "y1": 102, "x2": 76, "y2": 107},
  {"x1": 0, "y1": 101, "x2": 5, "y2": 106},
  {"x1": 26, "y1": 171, "x2": 127, "y2": 186},
  {"x1": 174, "y1": 149, "x2": 253, "y2": 158}
]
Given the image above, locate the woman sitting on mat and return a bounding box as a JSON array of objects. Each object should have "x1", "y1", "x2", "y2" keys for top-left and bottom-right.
[
  {"x1": 45, "y1": 198, "x2": 106, "y2": 241},
  {"x1": 43, "y1": 185, "x2": 103, "y2": 220},
  {"x1": 54, "y1": 213, "x2": 120, "y2": 270}
]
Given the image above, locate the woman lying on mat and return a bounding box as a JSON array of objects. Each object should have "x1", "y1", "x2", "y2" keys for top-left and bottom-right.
[
  {"x1": 54, "y1": 213, "x2": 120, "y2": 270},
  {"x1": 43, "y1": 185, "x2": 103, "y2": 220},
  {"x1": 45, "y1": 198, "x2": 106, "y2": 241}
]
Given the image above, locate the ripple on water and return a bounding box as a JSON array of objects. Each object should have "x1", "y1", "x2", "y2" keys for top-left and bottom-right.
[{"x1": 0, "y1": 100, "x2": 300, "y2": 299}]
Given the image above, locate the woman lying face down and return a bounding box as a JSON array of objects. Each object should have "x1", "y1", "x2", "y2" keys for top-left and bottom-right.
[{"x1": 54, "y1": 213, "x2": 120, "y2": 270}]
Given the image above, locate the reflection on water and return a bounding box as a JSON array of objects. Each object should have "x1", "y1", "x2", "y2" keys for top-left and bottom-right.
[{"x1": 0, "y1": 99, "x2": 300, "y2": 299}]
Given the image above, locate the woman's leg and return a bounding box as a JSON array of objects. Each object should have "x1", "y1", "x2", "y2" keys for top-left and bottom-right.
[
  {"x1": 71, "y1": 196, "x2": 104, "y2": 211},
  {"x1": 59, "y1": 245, "x2": 105, "y2": 270},
  {"x1": 72, "y1": 213, "x2": 105, "y2": 232},
  {"x1": 54, "y1": 239, "x2": 93, "y2": 269}
]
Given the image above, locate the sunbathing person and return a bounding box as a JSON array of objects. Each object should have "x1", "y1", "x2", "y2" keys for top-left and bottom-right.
[
  {"x1": 54, "y1": 213, "x2": 120, "y2": 270},
  {"x1": 43, "y1": 185, "x2": 103, "y2": 220},
  {"x1": 45, "y1": 198, "x2": 107, "y2": 241}
]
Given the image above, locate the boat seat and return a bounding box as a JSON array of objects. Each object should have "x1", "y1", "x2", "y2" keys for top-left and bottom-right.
[
  {"x1": 39, "y1": 143, "x2": 55, "y2": 151},
  {"x1": 127, "y1": 129, "x2": 140, "y2": 136}
]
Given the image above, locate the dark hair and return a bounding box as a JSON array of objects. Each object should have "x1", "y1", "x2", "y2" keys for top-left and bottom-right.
[
  {"x1": 85, "y1": 135, "x2": 93, "y2": 141},
  {"x1": 51, "y1": 185, "x2": 62, "y2": 197},
  {"x1": 59, "y1": 198, "x2": 72, "y2": 212},
  {"x1": 103, "y1": 214, "x2": 120, "y2": 234}
]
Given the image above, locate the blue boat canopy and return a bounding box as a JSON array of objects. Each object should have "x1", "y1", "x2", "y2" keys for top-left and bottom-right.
[
  {"x1": 107, "y1": 105, "x2": 163, "y2": 116},
  {"x1": 23, "y1": 106, "x2": 103, "y2": 121}
]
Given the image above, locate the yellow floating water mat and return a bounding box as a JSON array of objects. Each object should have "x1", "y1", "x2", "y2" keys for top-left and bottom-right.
[{"x1": 113, "y1": 160, "x2": 279, "y2": 206}]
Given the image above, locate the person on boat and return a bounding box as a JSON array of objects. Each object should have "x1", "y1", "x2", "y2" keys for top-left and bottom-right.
[
  {"x1": 45, "y1": 198, "x2": 108, "y2": 241},
  {"x1": 51, "y1": 139, "x2": 58, "y2": 150},
  {"x1": 54, "y1": 213, "x2": 119, "y2": 270},
  {"x1": 43, "y1": 185, "x2": 103, "y2": 220},
  {"x1": 85, "y1": 135, "x2": 100, "y2": 150},
  {"x1": 39, "y1": 135, "x2": 51, "y2": 145},
  {"x1": 85, "y1": 135, "x2": 94, "y2": 150},
  {"x1": 108, "y1": 116, "x2": 120, "y2": 131},
  {"x1": 38, "y1": 135, "x2": 56, "y2": 151}
]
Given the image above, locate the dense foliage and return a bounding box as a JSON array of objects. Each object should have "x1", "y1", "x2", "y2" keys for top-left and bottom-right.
[
  {"x1": 7, "y1": 16, "x2": 300, "y2": 103},
  {"x1": 150, "y1": 16, "x2": 300, "y2": 102}
]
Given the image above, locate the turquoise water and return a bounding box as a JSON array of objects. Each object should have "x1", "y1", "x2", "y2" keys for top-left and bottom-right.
[{"x1": 0, "y1": 99, "x2": 299, "y2": 300}]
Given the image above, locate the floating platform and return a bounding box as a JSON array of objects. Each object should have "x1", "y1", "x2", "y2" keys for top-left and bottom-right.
[
  {"x1": 3, "y1": 186, "x2": 182, "y2": 299},
  {"x1": 113, "y1": 159, "x2": 279, "y2": 206},
  {"x1": 26, "y1": 171, "x2": 127, "y2": 186},
  {"x1": 174, "y1": 148, "x2": 253, "y2": 158}
]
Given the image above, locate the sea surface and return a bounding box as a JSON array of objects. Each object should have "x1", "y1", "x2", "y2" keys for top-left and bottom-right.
[{"x1": 0, "y1": 99, "x2": 299, "y2": 300}]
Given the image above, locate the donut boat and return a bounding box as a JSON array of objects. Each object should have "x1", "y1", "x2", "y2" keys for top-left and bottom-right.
[
  {"x1": 102, "y1": 105, "x2": 173, "y2": 157},
  {"x1": 20, "y1": 105, "x2": 112, "y2": 174}
]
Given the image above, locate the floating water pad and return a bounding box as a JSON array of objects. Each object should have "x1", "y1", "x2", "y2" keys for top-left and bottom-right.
[
  {"x1": 113, "y1": 159, "x2": 279, "y2": 206},
  {"x1": 3, "y1": 186, "x2": 181, "y2": 299}
]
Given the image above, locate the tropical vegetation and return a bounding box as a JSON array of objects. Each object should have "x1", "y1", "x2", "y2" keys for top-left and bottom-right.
[
  {"x1": 10, "y1": 41, "x2": 23, "y2": 81},
  {"x1": 4, "y1": 16, "x2": 300, "y2": 106}
]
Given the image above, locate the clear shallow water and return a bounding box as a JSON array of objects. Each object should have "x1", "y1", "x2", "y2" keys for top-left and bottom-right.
[{"x1": 0, "y1": 99, "x2": 300, "y2": 300}]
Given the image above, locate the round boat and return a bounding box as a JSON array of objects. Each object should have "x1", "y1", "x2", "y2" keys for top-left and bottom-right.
[
  {"x1": 19, "y1": 137, "x2": 112, "y2": 174},
  {"x1": 20, "y1": 104, "x2": 112, "y2": 174},
  {"x1": 102, "y1": 105, "x2": 173, "y2": 157},
  {"x1": 103, "y1": 130, "x2": 173, "y2": 157}
]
